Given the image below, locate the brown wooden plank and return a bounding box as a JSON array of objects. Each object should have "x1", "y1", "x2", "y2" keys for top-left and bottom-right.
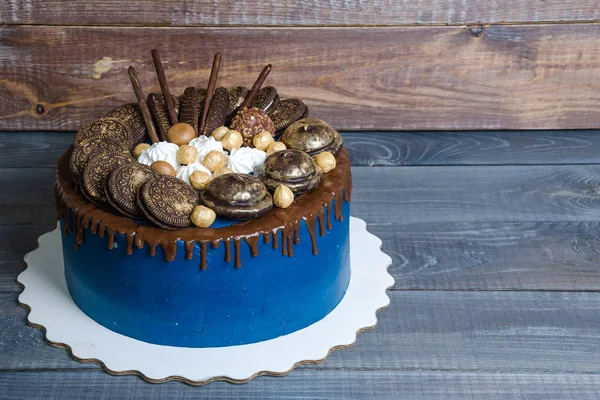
[
  {"x1": 2, "y1": 24, "x2": 600, "y2": 131},
  {"x1": 2, "y1": 0, "x2": 599, "y2": 26}
]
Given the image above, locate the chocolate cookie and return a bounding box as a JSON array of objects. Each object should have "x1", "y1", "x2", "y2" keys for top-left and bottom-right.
[
  {"x1": 138, "y1": 175, "x2": 199, "y2": 229},
  {"x1": 280, "y1": 118, "x2": 343, "y2": 156},
  {"x1": 81, "y1": 152, "x2": 133, "y2": 208},
  {"x1": 260, "y1": 149, "x2": 323, "y2": 194},
  {"x1": 69, "y1": 138, "x2": 128, "y2": 183},
  {"x1": 201, "y1": 173, "x2": 273, "y2": 220},
  {"x1": 102, "y1": 103, "x2": 147, "y2": 145},
  {"x1": 147, "y1": 93, "x2": 179, "y2": 141},
  {"x1": 106, "y1": 163, "x2": 159, "y2": 219},
  {"x1": 226, "y1": 86, "x2": 249, "y2": 122},
  {"x1": 178, "y1": 87, "x2": 202, "y2": 134},
  {"x1": 269, "y1": 98, "x2": 307, "y2": 133},
  {"x1": 74, "y1": 119, "x2": 133, "y2": 149},
  {"x1": 250, "y1": 86, "x2": 279, "y2": 114},
  {"x1": 201, "y1": 87, "x2": 229, "y2": 136}
]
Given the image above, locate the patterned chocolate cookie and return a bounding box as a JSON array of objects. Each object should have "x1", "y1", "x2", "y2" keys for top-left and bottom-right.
[
  {"x1": 269, "y1": 98, "x2": 307, "y2": 133},
  {"x1": 178, "y1": 87, "x2": 202, "y2": 134},
  {"x1": 102, "y1": 103, "x2": 147, "y2": 145},
  {"x1": 69, "y1": 138, "x2": 128, "y2": 183},
  {"x1": 138, "y1": 175, "x2": 199, "y2": 229},
  {"x1": 147, "y1": 93, "x2": 179, "y2": 141},
  {"x1": 201, "y1": 173, "x2": 273, "y2": 220},
  {"x1": 106, "y1": 163, "x2": 159, "y2": 219},
  {"x1": 226, "y1": 86, "x2": 248, "y2": 121},
  {"x1": 201, "y1": 87, "x2": 229, "y2": 136},
  {"x1": 81, "y1": 152, "x2": 133, "y2": 208},
  {"x1": 74, "y1": 119, "x2": 133, "y2": 149},
  {"x1": 250, "y1": 86, "x2": 279, "y2": 114}
]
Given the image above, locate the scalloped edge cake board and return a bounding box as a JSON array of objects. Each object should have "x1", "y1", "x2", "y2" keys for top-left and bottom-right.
[{"x1": 17, "y1": 216, "x2": 393, "y2": 385}]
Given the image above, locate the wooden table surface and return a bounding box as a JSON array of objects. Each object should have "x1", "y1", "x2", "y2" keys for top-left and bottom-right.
[{"x1": 2, "y1": 130, "x2": 600, "y2": 399}]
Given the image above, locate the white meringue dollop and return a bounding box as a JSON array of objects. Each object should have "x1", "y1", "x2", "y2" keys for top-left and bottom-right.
[
  {"x1": 137, "y1": 141, "x2": 180, "y2": 170},
  {"x1": 227, "y1": 147, "x2": 267, "y2": 174},
  {"x1": 188, "y1": 136, "x2": 225, "y2": 161},
  {"x1": 176, "y1": 162, "x2": 212, "y2": 185}
]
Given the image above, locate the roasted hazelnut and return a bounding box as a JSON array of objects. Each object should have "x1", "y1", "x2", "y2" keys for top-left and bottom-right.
[
  {"x1": 221, "y1": 130, "x2": 244, "y2": 151},
  {"x1": 213, "y1": 167, "x2": 233, "y2": 178},
  {"x1": 273, "y1": 184, "x2": 294, "y2": 209},
  {"x1": 314, "y1": 151, "x2": 336, "y2": 173},
  {"x1": 266, "y1": 141, "x2": 287, "y2": 156},
  {"x1": 151, "y1": 160, "x2": 176, "y2": 176},
  {"x1": 191, "y1": 205, "x2": 217, "y2": 228},
  {"x1": 203, "y1": 150, "x2": 227, "y2": 172},
  {"x1": 211, "y1": 126, "x2": 229, "y2": 141},
  {"x1": 189, "y1": 170, "x2": 212, "y2": 191},
  {"x1": 177, "y1": 145, "x2": 199, "y2": 165},
  {"x1": 167, "y1": 123, "x2": 196, "y2": 145},
  {"x1": 132, "y1": 143, "x2": 151, "y2": 159},
  {"x1": 253, "y1": 130, "x2": 275, "y2": 151}
]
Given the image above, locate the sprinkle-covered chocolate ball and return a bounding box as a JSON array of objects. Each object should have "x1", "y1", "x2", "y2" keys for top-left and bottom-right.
[
  {"x1": 151, "y1": 160, "x2": 177, "y2": 176},
  {"x1": 230, "y1": 107, "x2": 275, "y2": 146},
  {"x1": 167, "y1": 123, "x2": 196, "y2": 145}
]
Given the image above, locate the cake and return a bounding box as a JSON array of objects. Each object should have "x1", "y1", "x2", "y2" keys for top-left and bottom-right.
[{"x1": 55, "y1": 50, "x2": 352, "y2": 348}]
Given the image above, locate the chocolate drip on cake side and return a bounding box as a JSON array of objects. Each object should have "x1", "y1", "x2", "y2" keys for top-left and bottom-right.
[{"x1": 55, "y1": 146, "x2": 352, "y2": 269}]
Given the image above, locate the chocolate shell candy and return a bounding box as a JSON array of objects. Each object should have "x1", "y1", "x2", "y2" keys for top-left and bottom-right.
[
  {"x1": 280, "y1": 118, "x2": 343, "y2": 156},
  {"x1": 138, "y1": 175, "x2": 199, "y2": 229},
  {"x1": 101, "y1": 103, "x2": 147, "y2": 145},
  {"x1": 260, "y1": 149, "x2": 323, "y2": 194},
  {"x1": 200, "y1": 173, "x2": 273, "y2": 220},
  {"x1": 250, "y1": 86, "x2": 279, "y2": 114}
]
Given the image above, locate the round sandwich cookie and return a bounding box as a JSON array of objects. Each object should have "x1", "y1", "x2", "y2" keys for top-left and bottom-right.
[
  {"x1": 81, "y1": 152, "x2": 133, "y2": 208},
  {"x1": 260, "y1": 149, "x2": 323, "y2": 194},
  {"x1": 147, "y1": 93, "x2": 179, "y2": 141},
  {"x1": 106, "y1": 163, "x2": 159, "y2": 219},
  {"x1": 138, "y1": 175, "x2": 199, "y2": 229},
  {"x1": 226, "y1": 86, "x2": 248, "y2": 121},
  {"x1": 178, "y1": 87, "x2": 202, "y2": 134},
  {"x1": 201, "y1": 87, "x2": 229, "y2": 136},
  {"x1": 69, "y1": 138, "x2": 129, "y2": 183},
  {"x1": 201, "y1": 173, "x2": 273, "y2": 220},
  {"x1": 269, "y1": 98, "x2": 307, "y2": 133},
  {"x1": 74, "y1": 119, "x2": 133, "y2": 149},
  {"x1": 280, "y1": 118, "x2": 343, "y2": 156},
  {"x1": 250, "y1": 86, "x2": 279, "y2": 114},
  {"x1": 101, "y1": 103, "x2": 147, "y2": 145}
]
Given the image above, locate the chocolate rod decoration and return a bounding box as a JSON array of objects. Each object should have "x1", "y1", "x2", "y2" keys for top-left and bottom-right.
[
  {"x1": 198, "y1": 52, "x2": 222, "y2": 135},
  {"x1": 238, "y1": 64, "x2": 272, "y2": 110},
  {"x1": 151, "y1": 49, "x2": 178, "y2": 126},
  {"x1": 128, "y1": 66, "x2": 160, "y2": 144}
]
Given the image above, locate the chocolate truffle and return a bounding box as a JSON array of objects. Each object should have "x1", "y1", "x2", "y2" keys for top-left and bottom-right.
[
  {"x1": 229, "y1": 107, "x2": 275, "y2": 147},
  {"x1": 168, "y1": 123, "x2": 196, "y2": 145}
]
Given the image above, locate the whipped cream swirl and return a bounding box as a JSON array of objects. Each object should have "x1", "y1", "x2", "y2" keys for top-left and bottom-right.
[
  {"x1": 137, "y1": 141, "x2": 180, "y2": 170},
  {"x1": 227, "y1": 147, "x2": 267, "y2": 174},
  {"x1": 188, "y1": 136, "x2": 225, "y2": 161},
  {"x1": 176, "y1": 162, "x2": 212, "y2": 185}
]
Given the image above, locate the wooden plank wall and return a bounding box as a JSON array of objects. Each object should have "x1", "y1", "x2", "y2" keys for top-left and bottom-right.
[{"x1": 1, "y1": 1, "x2": 599, "y2": 131}]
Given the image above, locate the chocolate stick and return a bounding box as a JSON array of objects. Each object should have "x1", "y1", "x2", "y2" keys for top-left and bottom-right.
[
  {"x1": 128, "y1": 66, "x2": 160, "y2": 144},
  {"x1": 238, "y1": 64, "x2": 272, "y2": 110},
  {"x1": 198, "y1": 52, "x2": 222, "y2": 135},
  {"x1": 151, "y1": 49, "x2": 178, "y2": 126}
]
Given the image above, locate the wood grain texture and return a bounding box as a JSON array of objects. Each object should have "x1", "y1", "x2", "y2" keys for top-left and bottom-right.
[
  {"x1": 3, "y1": 24, "x2": 600, "y2": 131},
  {"x1": 2, "y1": 0, "x2": 599, "y2": 26},
  {"x1": 6, "y1": 130, "x2": 600, "y2": 169},
  {"x1": 3, "y1": 291, "x2": 600, "y2": 374}
]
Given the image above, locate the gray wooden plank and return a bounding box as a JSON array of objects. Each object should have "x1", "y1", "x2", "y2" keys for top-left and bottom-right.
[
  {"x1": 5, "y1": 130, "x2": 600, "y2": 168},
  {"x1": 3, "y1": 291, "x2": 600, "y2": 374},
  {"x1": 0, "y1": 370, "x2": 599, "y2": 400}
]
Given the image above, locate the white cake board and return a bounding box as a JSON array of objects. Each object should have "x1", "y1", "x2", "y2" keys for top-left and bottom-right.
[{"x1": 17, "y1": 217, "x2": 393, "y2": 385}]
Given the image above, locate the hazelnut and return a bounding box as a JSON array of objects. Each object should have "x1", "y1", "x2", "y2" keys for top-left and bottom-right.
[
  {"x1": 177, "y1": 145, "x2": 199, "y2": 165},
  {"x1": 132, "y1": 143, "x2": 151, "y2": 159},
  {"x1": 151, "y1": 160, "x2": 176, "y2": 176},
  {"x1": 266, "y1": 141, "x2": 287, "y2": 156},
  {"x1": 211, "y1": 126, "x2": 229, "y2": 141},
  {"x1": 203, "y1": 150, "x2": 227, "y2": 172},
  {"x1": 213, "y1": 167, "x2": 233, "y2": 178},
  {"x1": 189, "y1": 170, "x2": 212, "y2": 191},
  {"x1": 221, "y1": 130, "x2": 244, "y2": 151},
  {"x1": 252, "y1": 131, "x2": 275, "y2": 151},
  {"x1": 273, "y1": 184, "x2": 294, "y2": 209},
  {"x1": 191, "y1": 205, "x2": 217, "y2": 228},
  {"x1": 167, "y1": 123, "x2": 196, "y2": 145},
  {"x1": 314, "y1": 151, "x2": 336, "y2": 173}
]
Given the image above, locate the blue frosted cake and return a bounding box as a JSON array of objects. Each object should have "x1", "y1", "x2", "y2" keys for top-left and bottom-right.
[{"x1": 55, "y1": 51, "x2": 352, "y2": 347}]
